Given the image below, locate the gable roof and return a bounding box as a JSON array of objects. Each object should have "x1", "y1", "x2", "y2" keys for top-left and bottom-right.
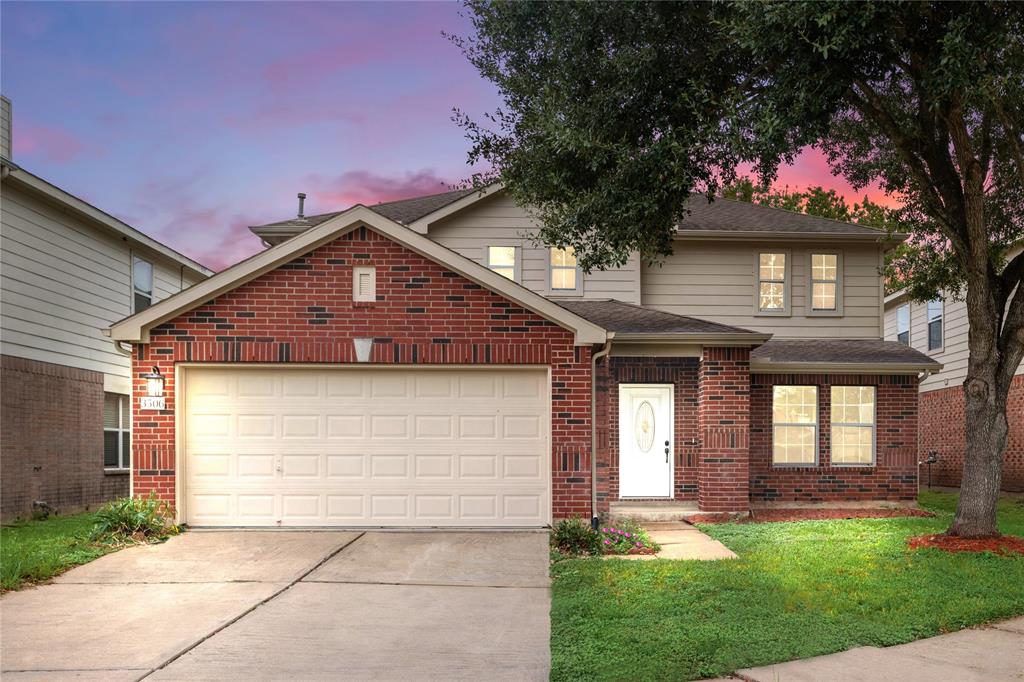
[
  {"x1": 750, "y1": 339, "x2": 941, "y2": 373},
  {"x1": 108, "y1": 205, "x2": 606, "y2": 345},
  {"x1": 556, "y1": 299, "x2": 770, "y2": 343},
  {"x1": 1, "y1": 159, "x2": 214, "y2": 278}
]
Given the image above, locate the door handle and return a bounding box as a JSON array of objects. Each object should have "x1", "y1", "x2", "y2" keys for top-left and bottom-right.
[{"x1": 664, "y1": 444, "x2": 670, "y2": 463}]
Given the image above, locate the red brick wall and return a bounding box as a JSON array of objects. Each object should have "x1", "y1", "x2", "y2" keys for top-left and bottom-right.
[
  {"x1": 1, "y1": 355, "x2": 128, "y2": 519},
  {"x1": 130, "y1": 225, "x2": 592, "y2": 519},
  {"x1": 919, "y1": 374, "x2": 1024, "y2": 491},
  {"x1": 698, "y1": 347, "x2": 751, "y2": 512},
  {"x1": 596, "y1": 357, "x2": 699, "y2": 512},
  {"x1": 749, "y1": 373, "x2": 919, "y2": 503}
]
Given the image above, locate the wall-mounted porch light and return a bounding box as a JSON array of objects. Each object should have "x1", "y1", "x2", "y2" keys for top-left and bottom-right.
[{"x1": 142, "y1": 367, "x2": 165, "y2": 397}]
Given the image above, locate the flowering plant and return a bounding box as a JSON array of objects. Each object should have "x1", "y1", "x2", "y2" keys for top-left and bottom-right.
[{"x1": 599, "y1": 520, "x2": 659, "y2": 555}]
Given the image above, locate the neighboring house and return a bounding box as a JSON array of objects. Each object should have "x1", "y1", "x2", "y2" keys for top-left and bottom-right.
[
  {"x1": 0, "y1": 96, "x2": 213, "y2": 519},
  {"x1": 883, "y1": 249, "x2": 1023, "y2": 491},
  {"x1": 108, "y1": 184, "x2": 939, "y2": 528}
]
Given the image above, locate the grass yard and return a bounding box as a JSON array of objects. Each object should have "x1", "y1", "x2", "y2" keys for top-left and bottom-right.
[
  {"x1": 550, "y1": 492, "x2": 1024, "y2": 681},
  {"x1": 0, "y1": 512, "x2": 119, "y2": 591}
]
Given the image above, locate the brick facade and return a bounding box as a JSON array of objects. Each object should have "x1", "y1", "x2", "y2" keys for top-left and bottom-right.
[
  {"x1": 130, "y1": 225, "x2": 593, "y2": 519},
  {"x1": 698, "y1": 348, "x2": 752, "y2": 511},
  {"x1": 749, "y1": 373, "x2": 919, "y2": 503},
  {"x1": 918, "y1": 374, "x2": 1024, "y2": 491},
  {"x1": 1, "y1": 355, "x2": 128, "y2": 519}
]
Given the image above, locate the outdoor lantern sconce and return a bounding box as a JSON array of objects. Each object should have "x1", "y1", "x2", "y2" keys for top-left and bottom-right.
[{"x1": 143, "y1": 367, "x2": 164, "y2": 397}]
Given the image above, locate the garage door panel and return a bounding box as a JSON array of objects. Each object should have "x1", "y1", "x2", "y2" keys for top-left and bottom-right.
[{"x1": 184, "y1": 368, "x2": 549, "y2": 527}]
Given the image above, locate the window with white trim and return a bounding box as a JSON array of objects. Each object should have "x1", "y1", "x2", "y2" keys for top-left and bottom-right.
[
  {"x1": 133, "y1": 256, "x2": 153, "y2": 312},
  {"x1": 758, "y1": 253, "x2": 787, "y2": 312},
  {"x1": 103, "y1": 393, "x2": 130, "y2": 470},
  {"x1": 896, "y1": 304, "x2": 910, "y2": 346},
  {"x1": 810, "y1": 253, "x2": 838, "y2": 310},
  {"x1": 549, "y1": 247, "x2": 580, "y2": 292},
  {"x1": 831, "y1": 386, "x2": 876, "y2": 465},
  {"x1": 772, "y1": 385, "x2": 817, "y2": 465},
  {"x1": 487, "y1": 246, "x2": 517, "y2": 281},
  {"x1": 927, "y1": 298, "x2": 943, "y2": 350}
]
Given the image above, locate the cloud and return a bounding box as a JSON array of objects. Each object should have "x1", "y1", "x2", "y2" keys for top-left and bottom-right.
[
  {"x1": 303, "y1": 169, "x2": 456, "y2": 211},
  {"x1": 12, "y1": 122, "x2": 91, "y2": 164},
  {"x1": 223, "y1": 104, "x2": 366, "y2": 135}
]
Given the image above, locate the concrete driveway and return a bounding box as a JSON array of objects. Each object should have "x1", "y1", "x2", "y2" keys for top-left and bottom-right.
[{"x1": 0, "y1": 530, "x2": 550, "y2": 681}]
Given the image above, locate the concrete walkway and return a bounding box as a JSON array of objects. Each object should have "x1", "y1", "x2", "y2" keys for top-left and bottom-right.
[
  {"x1": 732, "y1": 616, "x2": 1024, "y2": 681},
  {"x1": 611, "y1": 522, "x2": 737, "y2": 561},
  {"x1": 0, "y1": 530, "x2": 550, "y2": 681}
]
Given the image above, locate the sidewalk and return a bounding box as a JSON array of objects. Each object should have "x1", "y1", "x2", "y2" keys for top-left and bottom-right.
[
  {"x1": 612, "y1": 522, "x2": 738, "y2": 561},
  {"x1": 726, "y1": 616, "x2": 1024, "y2": 681}
]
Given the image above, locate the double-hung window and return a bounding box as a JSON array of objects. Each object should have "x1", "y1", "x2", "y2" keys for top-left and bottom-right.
[
  {"x1": 830, "y1": 386, "x2": 876, "y2": 465},
  {"x1": 772, "y1": 385, "x2": 818, "y2": 465},
  {"x1": 810, "y1": 253, "x2": 839, "y2": 311},
  {"x1": 758, "y1": 253, "x2": 787, "y2": 312},
  {"x1": 549, "y1": 247, "x2": 580, "y2": 292},
  {"x1": 133, "y1": 256, "x2": 153, "y2": 312},
  {"x1": 927, "y1": 299, "x2": 943, "y2": 350},
  {"x1": 103, "y1": 393, "x2": 131, "y2": 470},
  {"x1": 896, "y1": 304, "x2": 910, "y2": 345},
  {"x1": 486, "y1": 246, "x2": 517, "y2": 281}
]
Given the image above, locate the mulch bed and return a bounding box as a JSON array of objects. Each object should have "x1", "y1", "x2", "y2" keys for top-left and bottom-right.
[
  {"x1": 908, "y1": 533, "x2": 1024, "y2": 556},
  {"x1": 690, "y1": 507, "x2": 935, "y2": 524}
]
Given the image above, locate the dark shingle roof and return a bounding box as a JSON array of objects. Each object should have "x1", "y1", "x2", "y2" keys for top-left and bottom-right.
[
  {"x1": 678, "y1": 196, "x2": 885, "y2": 236},
  {"x1": 556, "y1": 299, "x2": 763, "y2": 336},
  {"x1": 750, "y1": 339, "x2": 941, "y2": 368},
  {"x1": 252, "y1": 188, "x2": 477, "y2": 231}
]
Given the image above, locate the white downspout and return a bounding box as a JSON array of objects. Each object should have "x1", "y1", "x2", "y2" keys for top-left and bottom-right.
[{"x1": 591, "y1": 334, "x2": 614, "y2": 528}]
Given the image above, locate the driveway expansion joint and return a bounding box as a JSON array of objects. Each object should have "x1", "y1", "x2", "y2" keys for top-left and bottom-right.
[{"x1": 135, "y1": 531, "x2": 365, "y2": 681}]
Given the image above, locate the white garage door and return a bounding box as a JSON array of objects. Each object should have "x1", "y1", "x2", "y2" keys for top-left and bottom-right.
[{"x1": 182, "y1": 367, "x2": 550, "y2": 527}]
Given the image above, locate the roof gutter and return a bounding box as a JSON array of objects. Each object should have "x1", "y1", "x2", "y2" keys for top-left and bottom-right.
[
  {"x1": 673, "y1": 231, "x2": 903, "y2": 244},
  {"x1": 613, "y1": 332, "x2": 772, "y2": 344},
  {"x1": 590, "y1": 334, "x2": 614, "y2": 529}
]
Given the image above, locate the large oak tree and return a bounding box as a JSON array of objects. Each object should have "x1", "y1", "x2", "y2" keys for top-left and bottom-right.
[{"x1": 454, "y1": 1, "x2": 1024, "y2": 536}]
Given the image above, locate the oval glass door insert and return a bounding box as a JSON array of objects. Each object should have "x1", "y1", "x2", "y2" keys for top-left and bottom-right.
[{"x1": 635, "y1": 400, "x2": 655, "y2": 452}]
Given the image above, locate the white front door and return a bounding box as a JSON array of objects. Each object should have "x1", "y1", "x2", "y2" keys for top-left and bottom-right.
[{"x1": 619, "y1": 384, "x2": 673, "y2": 498}]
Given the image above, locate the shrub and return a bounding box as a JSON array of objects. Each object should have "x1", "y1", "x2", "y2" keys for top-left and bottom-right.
[
  {"x1": 598, "y1": 519, "x2": 660, "y2": 555},
  {"x1": 91, "y1": 493, "x2": 178, "y2": 542},
  {"x1": 551, "y1": 516, "x2": 602, "y2": 556}
]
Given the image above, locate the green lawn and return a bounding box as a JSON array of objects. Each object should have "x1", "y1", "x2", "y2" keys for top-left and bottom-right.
[
  {"x1": 550, "y1": 492, "x2": 1024, "y2": 681},
  {"x1": 0, "y1": 512, "x2": 118, "y2": 591}
]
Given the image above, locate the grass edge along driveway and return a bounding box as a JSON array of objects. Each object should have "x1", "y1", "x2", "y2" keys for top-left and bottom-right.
[
  {"x1": 1, "y1": 511, "x2": 120, "y2": 591},
  {"x1": 550, "y1": 492, "x2": 1024, "y2": 681}
]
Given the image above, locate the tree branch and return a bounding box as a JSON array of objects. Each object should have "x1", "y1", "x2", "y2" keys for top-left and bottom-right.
[
  {"x1": 990, "y1": 93, "x2": 1024, "y2": 191},
  {"x1": 1001, "y1": 250, "x2": 1024, "y2": 311}
]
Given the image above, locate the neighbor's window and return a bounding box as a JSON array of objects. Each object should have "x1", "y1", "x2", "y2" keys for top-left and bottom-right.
[
  {"x1": 810, "y1": 254, "x2": 838, "y2": 310},
  {"x1": 103, "y1": 393, "x2": 130, "y2": 470},
  {"x1": 550, "y1": 247, "x2": 579, "y2": 291},
  {"x1": 133, "y1": 256, "x2": 153, "y2": 312},
  {"x1": 487, "y1": 246, "x2": 517, "y2": 281},
  {"x1": 831, "y1": 386, "x2": 876, "y2": 465},
  {"x1": 896, "y1": 304, "x2": 910, "y2": 346},
  {"x1": 927, "y1": 298, "x2": 943, "y2": 350},
  {"x1": 772, "y1": 385, "x2": 817, "y2": 465},
  {"x1": 758, "y1": 253, "x2": 787, "y2": 311}
]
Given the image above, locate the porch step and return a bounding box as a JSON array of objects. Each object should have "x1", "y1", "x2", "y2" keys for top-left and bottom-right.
[{"x1": 609, "y1": 501, "x2": 700, "y2": 523}]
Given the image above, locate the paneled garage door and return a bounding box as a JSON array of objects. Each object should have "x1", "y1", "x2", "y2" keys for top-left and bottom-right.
[{"x1": 181, "y1": 367, "x2": 550, "y2": 527}]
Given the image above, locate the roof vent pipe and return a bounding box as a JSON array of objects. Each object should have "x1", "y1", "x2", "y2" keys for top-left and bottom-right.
[{"x1": 297, "y1": 192, "x2": 307, "y2": 219}]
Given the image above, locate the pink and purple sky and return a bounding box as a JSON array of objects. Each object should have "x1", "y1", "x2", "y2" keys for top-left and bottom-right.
[{"x1": 2, "y1": 2, "x2": 891, "y2": 271}]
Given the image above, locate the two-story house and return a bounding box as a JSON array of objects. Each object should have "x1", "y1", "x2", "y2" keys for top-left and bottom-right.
[
  {"x1": 884, "y1": 249, "x2": 1023, "y2": 492},
  {"x1": 0, "y1": 96, "x2": 213, "y2": 519},
  {"x1": 107, "y1": 184, "x2": 939, "y2": 528}
]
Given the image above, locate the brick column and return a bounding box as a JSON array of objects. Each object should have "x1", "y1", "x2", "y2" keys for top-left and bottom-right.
[{"x1": 698, "y1": 347, "x2": 751, "y2": 512}]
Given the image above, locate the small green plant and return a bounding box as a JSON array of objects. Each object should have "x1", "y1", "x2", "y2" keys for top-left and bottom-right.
[
  {"x1": 91, "y1": 493, "x2": 178, "y2": 542},
  {"x1": 551, "y1": 516, "x2": 602, "y2": 556},
  {"x1": 599, "y1": 519, "x2": 660, "y2": 555}
]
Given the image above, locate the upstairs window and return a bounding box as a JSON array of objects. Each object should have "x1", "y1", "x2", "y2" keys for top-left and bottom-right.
[
  {"x1": 133, "y1": 257, "x2": 153, "y2": 312},
  {"x1": 549, "y1": 247, "x2": 580, "y2": 292},
  {"x1": 487, "y1": 246, "x2": 517, "y2": 281},
  {"x1": 927, "y1": 298, "x2": 943, "y2": 350},
  {"x1": 772, "y1": 385, "x2": 818, "y2": 465},
  {"x1": 896, "y1": 304, "x2": 910, "y2": 345},
  {"x1": 831, "y1": 386, "x2": 876, "y2": 465},
  {"x1": 810, "y1": 253, "x2": 838, "y2": 310},
  {"x1": 103, "y1": 393, "x2": 130, "y2": 470},
  {"x1": 758, "y1": 253, "x2": 787, "y2": 312}
]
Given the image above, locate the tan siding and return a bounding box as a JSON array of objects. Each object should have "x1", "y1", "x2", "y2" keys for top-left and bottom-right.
[
  {"x1": 428, "y1": 193, "x2": 641, "y2": 303},
  {"x1": 641, "y1": 240, "x2": 883, "y2": 338},
  {"x1": 0, "y1": 185, "x2": 199, "y2": 378},
  {"x1": 0, "y1": 97, "x2": 10, "y2": 160}
]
